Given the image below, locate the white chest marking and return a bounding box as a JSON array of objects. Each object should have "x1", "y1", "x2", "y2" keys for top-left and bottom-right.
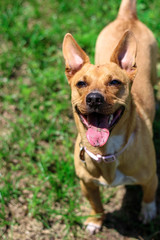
[
  {"x1": 106, "y1": 134, "x2": 124, "y2": 167},
  {"x1": 106, "y1": 135, "x2": 124, "y2": 154},
  {"x1": 110, "y1": 169, "x2": 136, "y2": 187},
  {"x1": 93, "y1": 169, "x2": 137, "y2": 187}
]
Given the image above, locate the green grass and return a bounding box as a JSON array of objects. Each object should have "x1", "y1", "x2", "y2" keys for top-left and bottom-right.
[{"x1": 0, "y1": 0, "x2": 160, "y2": 239}]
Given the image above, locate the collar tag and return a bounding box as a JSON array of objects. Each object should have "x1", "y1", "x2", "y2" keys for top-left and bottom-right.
[{"x1": 103, "y1": 154, "x2": 116, "y2": 163}]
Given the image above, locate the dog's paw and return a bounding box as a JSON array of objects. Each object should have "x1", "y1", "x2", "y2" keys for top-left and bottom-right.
[
  {"x1": 139, "y1": 201, "x2": 156, "y2": 224},
  {"x1": 84, "y1": 216, "x2": 103, "y2": 235},
  {"x1": 85, "y1": 222, "x2": 102, "y2": 235}
]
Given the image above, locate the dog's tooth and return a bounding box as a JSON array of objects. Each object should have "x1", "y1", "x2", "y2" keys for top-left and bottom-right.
[{"x1": 108, "y1": 114, "x2": 113, "y2": 125}]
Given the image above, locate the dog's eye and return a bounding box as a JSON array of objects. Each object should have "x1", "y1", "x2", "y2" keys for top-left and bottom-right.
[
  {"x1": 108, "y1": 79, "x2": 121, "y2": 86},
  {"x1": 76, "y1": 80, "x2": 87, "y2": 88}
]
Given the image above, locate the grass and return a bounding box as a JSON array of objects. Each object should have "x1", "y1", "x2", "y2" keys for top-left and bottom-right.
[{"x1": 0, "y1": 0, "x2": 160, "y2": 239}]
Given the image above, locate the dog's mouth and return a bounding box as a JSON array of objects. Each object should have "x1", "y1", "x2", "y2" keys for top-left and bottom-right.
[{"x1": 75, "y1": 106, "x2": 125, "y2": 147}]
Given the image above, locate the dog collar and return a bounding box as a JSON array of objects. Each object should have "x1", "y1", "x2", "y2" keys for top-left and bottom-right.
[{"x1": 79, "y1": 133, "x2": 134, "y2": 164}]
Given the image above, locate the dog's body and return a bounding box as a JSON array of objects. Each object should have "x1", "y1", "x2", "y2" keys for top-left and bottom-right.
[{"x1": 63, "y1": 0, "x2": 158, "y2": 234}]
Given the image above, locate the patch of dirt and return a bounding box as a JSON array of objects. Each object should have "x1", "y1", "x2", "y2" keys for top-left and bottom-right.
[
  {"x1": 1, "y1": 182, "x2": 160, "y2": 240},
  {"x1": 0, "y1": 104, "x2": 16, "y2": 137}
]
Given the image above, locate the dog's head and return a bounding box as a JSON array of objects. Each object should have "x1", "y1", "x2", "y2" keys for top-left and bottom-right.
[{"x1": 62, "y1": 31, "x2": 137, "y2": 147}]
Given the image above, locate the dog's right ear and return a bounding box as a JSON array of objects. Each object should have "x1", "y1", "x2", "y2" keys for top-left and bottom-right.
[{"x1": 62, "y1": 33, "x2": 90, "y2": 83}]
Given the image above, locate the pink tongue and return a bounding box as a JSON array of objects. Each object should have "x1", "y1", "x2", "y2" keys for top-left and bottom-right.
[{"x1": 87, "y1": 126, "x2": 110, "y2": 147}]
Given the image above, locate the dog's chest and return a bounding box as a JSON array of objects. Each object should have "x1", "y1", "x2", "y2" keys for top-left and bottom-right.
[
  {"x1": 93, "y1": 134, "x2": 137, "y2": 187},
  {"x1": 106, "y1": 134, "x2": 124, "y2": 156},
  {"x1": 94, "y1": 169, "x2": 136, "y2": 187}
]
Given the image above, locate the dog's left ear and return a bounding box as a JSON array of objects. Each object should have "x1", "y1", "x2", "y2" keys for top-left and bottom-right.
[
  {"x1": 63, "y1": 33, "x2": 90, "y2": 83},
  {"x1": 110, "y1": 31, "x2": 137, "y2": 81}
]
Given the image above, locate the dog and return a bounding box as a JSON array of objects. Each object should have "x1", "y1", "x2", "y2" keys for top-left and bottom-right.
[{"x1": 62, "y1": 0, "x2": 158, "y2": 234}]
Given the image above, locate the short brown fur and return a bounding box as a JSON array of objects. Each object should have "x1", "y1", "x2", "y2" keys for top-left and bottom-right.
[{"x1": 63, "y1": 0, "x2": 158, "y2": 234}]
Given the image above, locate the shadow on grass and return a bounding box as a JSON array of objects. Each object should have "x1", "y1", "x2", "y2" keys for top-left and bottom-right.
[
  {"x1": 103, "y1": 185, "x2": 160, "y2": 240},
  {"x1": 102, "y1": 105, "x2": 160, "y2": 240}
]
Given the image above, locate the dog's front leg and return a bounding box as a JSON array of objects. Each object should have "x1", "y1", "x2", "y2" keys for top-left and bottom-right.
[
  {"x1": 140, "y1": 173, "x2": 158, "y2": 224},
  {"x1": 80, "y1": 180, "x2": 105, "y2": 234}
]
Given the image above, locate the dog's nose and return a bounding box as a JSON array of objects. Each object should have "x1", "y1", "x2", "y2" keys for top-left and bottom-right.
[{"x1": 86, "y1": 92, "x2": 104, "y2": 107}]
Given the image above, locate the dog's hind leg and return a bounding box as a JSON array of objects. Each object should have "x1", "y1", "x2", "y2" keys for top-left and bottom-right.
[
  {"x1": 140, "y1": 173, "x2": 158, "y2": 224},
  {"x1": 80, "y1": 180, "x2": 105, "y2": 234}
]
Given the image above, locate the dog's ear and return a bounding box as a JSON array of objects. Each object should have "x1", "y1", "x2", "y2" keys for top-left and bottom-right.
[
  {"x1": 62, "y1": 33, "x2": 90, "y2": 83},
  {"x1": 110, "y1": 31, "x2": 137, "y2": 81}
]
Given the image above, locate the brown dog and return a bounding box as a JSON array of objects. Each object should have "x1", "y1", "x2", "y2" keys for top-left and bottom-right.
[{"x1": 63, "y1": 0, "x2": 158, "y2": 234}]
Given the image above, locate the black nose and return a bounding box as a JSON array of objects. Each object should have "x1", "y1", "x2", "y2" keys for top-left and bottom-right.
[{"x1": 86, "y1": 92, "x2": 104, "y2": 108}]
